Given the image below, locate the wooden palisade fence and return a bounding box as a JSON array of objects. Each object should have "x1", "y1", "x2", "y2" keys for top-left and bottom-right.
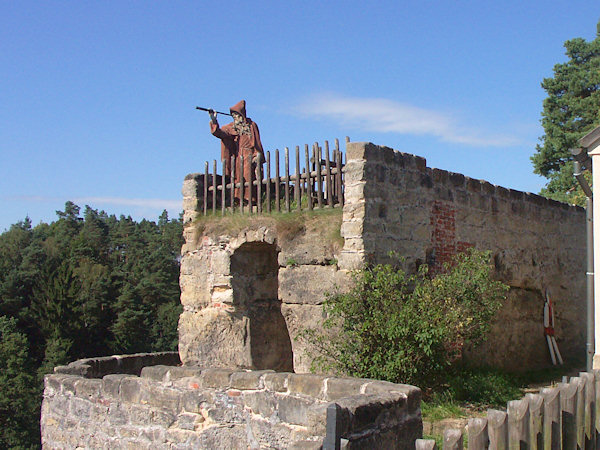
[
  {"x1": 201, "y1": 138, "x2": 347, "y2": 215},
  {"x1": 415, "y1": 371, "x2": 600, "y2": 450}
]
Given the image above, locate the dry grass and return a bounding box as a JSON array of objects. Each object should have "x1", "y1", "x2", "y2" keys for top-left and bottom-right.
[{"x1": 190, "y1": 207, "x2": 344, "y2": 248}]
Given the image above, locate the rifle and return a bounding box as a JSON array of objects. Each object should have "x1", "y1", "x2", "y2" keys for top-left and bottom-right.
[{"x1": 195, "y1": 106, "x2": 232, "y2": 117}]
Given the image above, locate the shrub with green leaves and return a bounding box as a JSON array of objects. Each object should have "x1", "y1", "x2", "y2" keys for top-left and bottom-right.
[{"x1": 305, "y1": 248, "x2": 509, "y2": 387}]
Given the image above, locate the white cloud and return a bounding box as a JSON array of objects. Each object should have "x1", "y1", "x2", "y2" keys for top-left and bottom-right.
[{"x1": 295, "y1": 93, "x2": 521, "y2": 147}]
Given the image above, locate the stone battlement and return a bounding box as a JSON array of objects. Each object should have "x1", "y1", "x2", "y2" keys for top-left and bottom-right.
[{"x1": 41, "y1": 355, "x2": 422, "y2": 449}]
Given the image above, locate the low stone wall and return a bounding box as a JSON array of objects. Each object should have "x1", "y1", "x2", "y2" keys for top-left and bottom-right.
[
  {"x1": 53, "y1": 351, "x2": 180, "y2": 377},
  {"x1": 41, "y1": 355, "x2": 422, "y2": 449}
]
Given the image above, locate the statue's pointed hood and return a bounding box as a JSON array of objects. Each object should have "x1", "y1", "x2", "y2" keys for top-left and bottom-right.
[{"x1": 229, "y1": 100, "x2": 247, "y2": 119}]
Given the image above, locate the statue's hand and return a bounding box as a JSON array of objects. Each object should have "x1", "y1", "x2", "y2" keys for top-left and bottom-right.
[{"x1": 208, "y1": 109, "x2": 217, "y2": 123}]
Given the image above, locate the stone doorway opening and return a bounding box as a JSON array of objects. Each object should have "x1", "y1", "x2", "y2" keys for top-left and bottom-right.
[{"x1": 230, "y1": 241, "x2": 294, "y2": 372}]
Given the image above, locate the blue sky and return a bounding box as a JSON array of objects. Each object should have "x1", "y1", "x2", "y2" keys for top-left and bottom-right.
[{"x1": 1, "y1": 1, "x2": 598, "y2": 231}]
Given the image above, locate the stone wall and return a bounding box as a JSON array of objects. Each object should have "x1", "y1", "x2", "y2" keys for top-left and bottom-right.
[
  {"x1": 339, "y1": 142, "x2": 587, "y2": 369},
  {"x1": 181, "y1": 142, "x2": 586, "y2": 372},
  {"x1": 180, "y1": 176, "x2": 351, "y2": 373},
  {"x1": 41, "y1": 355, "x2": 422, "y2": 449}
]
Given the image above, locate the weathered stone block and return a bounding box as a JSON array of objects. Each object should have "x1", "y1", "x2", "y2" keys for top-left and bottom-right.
[
  {"x1": 279, "y1": 265, "x2": 350, "y2": 306},
  {"x1": 141, "y1": 383, "x2": 182, "y2": 411},
  {"x1": 230, "y1": 369, "x2": 273, "y2": 390},
  {"x1": 60, "y1": 374, "x2": 79, "y2": 396},
  {"x1": 150, "y1": 407, "x2": 177, "y2": 427},
  {"x1": 363, "y1": 381, "x2": 419, "y2": 411},
  {"x1": 325, "y1": 378, "x2": 367, "y2": 401},
  {"x1": 263, "y1": 372, "x2": 290, "y2": 392},
  {"x1": 306, "y1": 402, "x2": 329, "y2": 436},
  {"x1": 166, "y1": 366, "x2": 204, "y2": 381},
  {"x1": 140, "y1": 365, "x2": 172, "y2": 381},
  {"x1": 178, "y1": 309, "x2": 252, "y2": 368},
  {"x1": 336, "y1": 392, "x2": 406, "y2": 432},
  {"x1": 287, "y1": 374, "x2": 325, "y2": 398},
  {"x1": 101, "y1": 373, "x2": 130, "y2": 398},
  {"x1": 74, "y1": 378, "x2": 102, "y2": 398},
  {"x1": 243, "y1": 391, "x2": 277, "y2": 417},
  {"x1": 44, "y1": 374, "x2": 70, "y2": 396},
  {"x1": 69, "y1": 396, "x2": 93, "y2": 420},
  {"x1": 277, "y1": 395, "x2": 315, "y2": 425},
  {"x1": 281, "y1": 304, "x2": 326, "y2": 373},
  {"x1": 173, "y1": 412, "x2": 203, "y2": 431},
  {"x1": 200, "y1": 368, "x2": 234, "y2": 388},
  {"x1": 120, "y1": 376, "x2": 144, "y2": 403}
]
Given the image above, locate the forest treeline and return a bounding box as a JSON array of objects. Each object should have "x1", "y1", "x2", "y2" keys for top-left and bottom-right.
[{"x1": 0, "y1": 202, "x2": 183, "y2": 448}]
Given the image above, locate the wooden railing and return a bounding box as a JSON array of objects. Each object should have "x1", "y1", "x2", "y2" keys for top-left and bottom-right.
[
  {"x1": 201, "y1": 138, "x2": 346, "y2": 215},
  {"x1": 416, "y1": 371, "x2": 600, "y2": 449}
]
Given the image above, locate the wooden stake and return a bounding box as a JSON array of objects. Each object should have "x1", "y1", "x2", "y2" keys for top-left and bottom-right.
[
  {"x1": 305, "y1": 144, "x2": 312, "y2": 211},
  {"x1": 203, "y1": 161, "x2": 208, "y2": 216},
  {"x1": 240, "y1": 154, "x2": 245, "y2": 214},
  {"x1": 325, "y1": 140, "x2": 333, "y2": 208},
  {"x1": 266, "y1": 151, "x2": 271, "y2": 213},
  {"x1": 212, "y1": 159, "x2": 217, "y2": 214},
  {"x1": 315, "y1": 143, "x2": 323, "y2": 208}
]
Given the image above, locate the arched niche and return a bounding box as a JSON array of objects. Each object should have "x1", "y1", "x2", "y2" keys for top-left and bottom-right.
[{"x1": 230, "y1": 241, "x2": 293, "y2": 371}]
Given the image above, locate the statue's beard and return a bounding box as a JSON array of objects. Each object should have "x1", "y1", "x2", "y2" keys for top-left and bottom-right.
[{"x1": 233, "y1": 119, "x2": 251, "y2": 136}]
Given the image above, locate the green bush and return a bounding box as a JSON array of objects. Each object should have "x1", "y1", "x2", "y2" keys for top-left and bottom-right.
[{"x1": 305, "y1": 248, "x2": 509, "y2": 387}]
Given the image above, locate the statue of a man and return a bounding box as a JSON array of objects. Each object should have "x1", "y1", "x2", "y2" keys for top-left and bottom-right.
[{"x1": 208, "y1": 100, "x2": 264, "y2": 202}]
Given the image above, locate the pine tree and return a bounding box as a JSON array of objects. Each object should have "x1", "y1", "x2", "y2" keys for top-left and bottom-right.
[
  {"x1": 0, "y1": 316, "x2": 40, "y2": 449},
  {"x1": 531, "y1": 21, "x2": 600, "y2": 205},
  {"x1": 0, "y1": 204, "x2": 183, "y2": 446}
]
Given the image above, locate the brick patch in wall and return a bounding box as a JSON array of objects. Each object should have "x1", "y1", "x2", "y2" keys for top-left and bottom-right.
[{"x1": 430, "y1": 201, "x2": 473, "y2": 271}]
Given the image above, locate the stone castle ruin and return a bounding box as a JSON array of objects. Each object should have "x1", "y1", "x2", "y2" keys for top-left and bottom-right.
[
  {"x1": 180, "y1": 141, "x2": 586, "y2": 373},
  {"x1": 40, "y1": 140, "x2": 586, "y2": 448}
]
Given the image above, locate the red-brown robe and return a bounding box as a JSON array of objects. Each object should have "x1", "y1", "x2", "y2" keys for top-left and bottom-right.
[{"x1": 210, "y1": 100, "x2": 264, "y2": 201}]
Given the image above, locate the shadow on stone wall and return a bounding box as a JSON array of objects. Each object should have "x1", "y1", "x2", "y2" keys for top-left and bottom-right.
[{"x1": 231, "y1": 241, "x2": 294, "y2": 371}]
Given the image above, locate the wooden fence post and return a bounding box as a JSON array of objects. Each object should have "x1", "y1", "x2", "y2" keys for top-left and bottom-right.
[
  {"x1": 444, "y1": 428, "x2": 464, "y2": 450},
  {"x1": 221, "y1": 159, "x2": 226, "y2": 215},
  {"x1": 230, "y1": 156, "x2": 235, "y2": 211},
  {"x1": 256, "y1": 159, "x2": 262, "y2": 214},
  {"x1": 285, "y1": 147, "x2": 290, "y2": 213},
  {"x1": 580, "y1": 371, "x2": 595, "y2": 450},
  {"x1": 212, "y1": 159, "x2": 217, "y2": 214},
  {"x1": 508, "y1": 399, "x2": 530, "y2": 449},
  {"x1": 468, "y1": 417, "x2": 488, "y2": 450},
  {"x1": 275, "y1": 149, "x2": 280, "y2": 212},
  {"x1": 594, "y1": 370, "x2": 600, "y2": 448},
  {"x1": 573, "y1": 376, "x2": 586, "y2": 449},
  {"x1": 266, "y1": 151, "x2": 271, "y2": 213},
  {"x1": 526, "y1": 393, "x2": 544, "y2": 449},
  {"x1": 295, "y1": 146, "x2": 301, "y2": 212},
  {"x1": 240, "y1": 155, "x2": 245, "y2": 214},
  {"x1": 488, "y1": 409, "x2": 508, "y2": 450},
  {"x1": 416, "y1": 439, "x2": 438, "y2": 450},
  {"x1": 315, "y1": 143, "x2": 323, "y2": 208},
  {"x1": 561, "y1": 380, "x2": 578, "y2": 449},
  {"x1": 325, "y1": 140, "x2": 333, "y2": 208},
  {"x1": 203, "y1": 161, "x2": 208, "y2": 215},
  {"x1": 248, "y1": 155, "x2": 254, "y2": 214},
  {"x1": 541, "y1": 386, "x2": 561, "y2": 450},
  {"x1": 305, "y1": 144, "x2": 312, "y2": 211}
]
